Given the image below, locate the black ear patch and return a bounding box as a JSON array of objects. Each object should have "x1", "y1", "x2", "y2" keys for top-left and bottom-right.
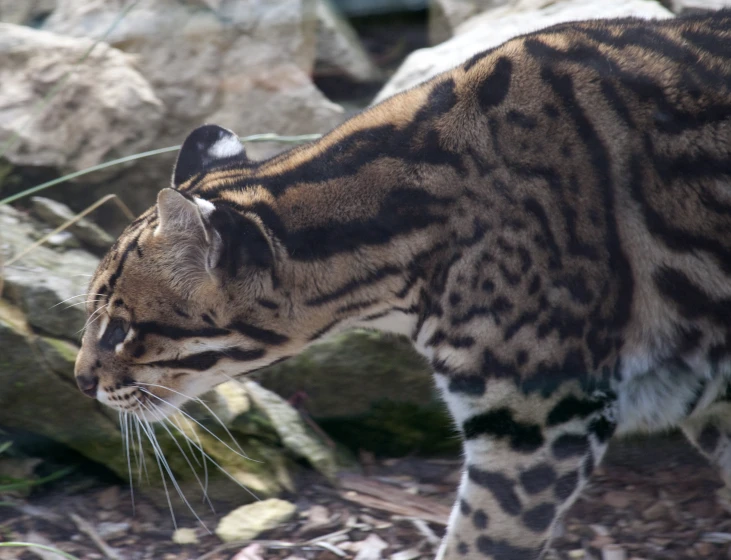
[
  {"x1": 209, "y1": 205, "x2": 274, "y2": 275},
  {"x1": 173, "y1": 124, "x2": 247, "y2": 187}
]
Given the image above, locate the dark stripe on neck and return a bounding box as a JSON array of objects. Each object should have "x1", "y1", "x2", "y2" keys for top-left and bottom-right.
[
  {"x1": 228, "y1": 321, "x2": 289, "y2": 345},
  {"x1": 141, "y1": 348, "x2": 265, "y2": 371},
  {"x1": 136, "y1": 322, "x2": 230, "y2": 340}
]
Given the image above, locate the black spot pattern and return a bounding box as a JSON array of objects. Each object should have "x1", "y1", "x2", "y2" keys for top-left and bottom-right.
[
  {"x1": 476, "y1": 536, "x2": 537, "y2": 560},
  {"x1": 473, "y1": 509, "x2": 489, "y2": 530},
  {"x1": 552, "y1": 434, "x2": 589, "y2": 459},
  {"x1": 468, "y1": 466, "x2": 522, "y2": 516},
  {"x1": 522, "y1": 503, "x2": 556, "y2": 532},
  {"x1": 448, "y1": 375, "x2": 487, "y2": 396},
  {"x1": 520, "y1": 464, "x2": 557, "y2": 495},
  {"x1": 463, "y1": 408, "x2": 544, "y2": 453},
  {"x1": 554, "y1": 470, "x2": 579, "y2": 501}
]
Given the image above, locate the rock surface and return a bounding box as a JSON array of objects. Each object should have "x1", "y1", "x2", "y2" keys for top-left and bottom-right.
[
  {"x1": 0, "y1": 203, "x2": 99, "y2": 339},
  {"x1": 258, "y1": 331, "x2": 456, "y2": 456},
  {"x1": 215, "y1": 498, "x2": 297, "y2": 543},
  {"x1": 0, "y1": 23, "x2": 163, "y2": 173},
  {"x1": 242, "y1": 380, "x2": 344, "y2": 482},
  {"x1": 0, "y1": 298, "x2": 131, "y2": 480},
  {"x1": 30, "y1": 196, "x2": 115, "y2": 252},
  {"x1": 0, "y1": 0, "x2": 55, "y2": 26},
  {"x1": 374, "y1": 0, "x2": 673, "y2": 103}
]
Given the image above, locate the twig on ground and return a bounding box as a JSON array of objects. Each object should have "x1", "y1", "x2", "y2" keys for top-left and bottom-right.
[
  {"x1": 311, "y1": 540, "x2": 348, "y2": 557},
  {"x1": 338, "y1": 474, "x2": 450, "y2": 526},
  {"x1": 304, "y1": 527, "x2": 352, "y2": 544},
  {"x1": 69, "y1": 513, "x2": 122, "y2": 560}
]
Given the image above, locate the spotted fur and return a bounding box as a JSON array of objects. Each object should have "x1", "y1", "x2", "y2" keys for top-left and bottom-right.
[{"x1": 76, "y1": 11, "x2": 731, "y2": 559}]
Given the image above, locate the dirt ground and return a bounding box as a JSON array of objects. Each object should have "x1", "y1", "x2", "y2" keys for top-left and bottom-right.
[{"x1": 1, "y1": 433, "x2": 730, "y2": 560}]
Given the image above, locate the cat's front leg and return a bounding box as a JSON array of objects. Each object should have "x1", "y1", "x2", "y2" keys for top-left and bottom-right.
[{"x1": 434, "y1": 373, "x2": 615, "y2": 559}]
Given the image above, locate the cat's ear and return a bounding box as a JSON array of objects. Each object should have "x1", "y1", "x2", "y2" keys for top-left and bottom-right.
[
  {"x1": 155, "y1": 188, "x2": 213, "y2": 241},
  {"x1": 155, "y1": 188, "x2": 224, "y2": 289},
  {"x1": 172, "y1": 124, "x2": 247, "y2": 187},
  {"x1": 155, "y1": 188, "x2": 273, "y2": 279}
]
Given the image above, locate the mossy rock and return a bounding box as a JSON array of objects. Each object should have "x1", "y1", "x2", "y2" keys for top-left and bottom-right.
[
  {"x1": 257, "y1": 330, "x2": 457, "y2": 456},
  {"x1": 319, "y1": 400, "x2": 458, "y2": 457}
]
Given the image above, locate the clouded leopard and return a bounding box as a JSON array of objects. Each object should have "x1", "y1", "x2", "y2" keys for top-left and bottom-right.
[{"x1": 75, "y1": 10, "x2": 731, "y2": 559}]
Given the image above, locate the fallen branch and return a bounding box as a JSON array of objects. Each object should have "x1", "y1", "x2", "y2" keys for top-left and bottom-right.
[{"x1": 338, "y1": 474, "x2": 450, "y2": 526}]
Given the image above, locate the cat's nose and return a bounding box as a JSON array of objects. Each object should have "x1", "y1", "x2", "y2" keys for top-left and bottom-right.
[{"x1": 76, "y1": 374, "x2": 99, "y2": 398}]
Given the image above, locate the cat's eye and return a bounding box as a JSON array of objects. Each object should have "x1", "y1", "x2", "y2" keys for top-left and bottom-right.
[{"x1": 101, "y1": 318, "x2": 129, "y2": 350}]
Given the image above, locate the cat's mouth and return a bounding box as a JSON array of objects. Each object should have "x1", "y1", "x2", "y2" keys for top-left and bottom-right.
[{"x1": 98, "y1": 383, "x2": 184, "y2": 422}]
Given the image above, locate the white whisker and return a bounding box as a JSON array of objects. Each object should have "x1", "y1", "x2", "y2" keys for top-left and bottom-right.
[
  {"x1": 64, "y1": 298, "x2": 104, "y2": 310},
  {"x1": 172, "y1": 414, "x2": 209, "y2": 500},
  {"x1": 135, "y1": 416, "x2": 149, "y2": 484},
  {"x1": 51, "y1": 292, "x2": 104, "y2": 309},
  {"x1": 148, "y1": 406, "x2": 216, "y2": 515},
  {"x1": 136, "y1": 394, "x2": 260, "y2": 502},
  {"x1": 78, "y1": 305, "x2": 106, "y2": 334},
  {"x1": 122, "y1": 411, "x2": 136, "y2": 515},
  {"x1": 51, "y1": 293, "x2": 94, "y2": 308},
  {"x1": 139, "y1": 401, "x2": 210, "y2": 530},
  {"x1": 136, "y1": 409, "x2": 178, "y2": 530},
  {"x1": 137, "y1": 383, "x2": 256, "y2": 462}
]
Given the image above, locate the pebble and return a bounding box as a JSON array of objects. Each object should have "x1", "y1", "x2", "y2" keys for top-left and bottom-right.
[
  {"x1": 96, "y1": 521, "x2": 130, "y2": 540},
  {"x1": 216, "y1": 499, "x2": 297, "y2": 542},
  {"x1": 172, "y1": 527, "x2": 199, "y2": 545}
]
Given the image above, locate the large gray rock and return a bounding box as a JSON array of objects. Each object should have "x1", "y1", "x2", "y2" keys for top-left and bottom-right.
[
  {"x1": 45, "y1": 0, "x2": 344, "y2": 146},
  {"x1": 375, "y1": 0, "x2": 673, "y2": 103},
  {"x1": 0, "y1": 302, "x2": 127, "y2": 478},
  {"x1": 0, "y1": 23, "x2": 163, "y2": 173}
]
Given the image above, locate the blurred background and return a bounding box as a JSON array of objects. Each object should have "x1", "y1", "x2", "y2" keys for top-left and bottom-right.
[{"x1": 1, "y1": 0, "x2": 730, "y2": 559}]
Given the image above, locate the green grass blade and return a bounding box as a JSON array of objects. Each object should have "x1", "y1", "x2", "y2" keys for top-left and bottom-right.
[
  {"x1": 0, "y1": 465, "x2": 75, "y2": 492},
  {"x1": 0, "y1": 133, "x2": 321, "y2": 206}
]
